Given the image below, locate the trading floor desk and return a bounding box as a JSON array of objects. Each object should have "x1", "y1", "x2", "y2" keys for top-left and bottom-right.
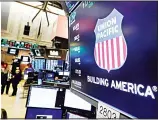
[{"x1": 33, "y1": 80, "x2": 70, "y2": 89}]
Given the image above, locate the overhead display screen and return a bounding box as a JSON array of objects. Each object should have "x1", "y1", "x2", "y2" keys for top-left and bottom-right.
[
  {"x1": 7, "y1": 48, "x2": 19, "y2": 55},
  {"x1": 45, "y1": 49, "x2": 63, "y2": 60},
  {"x1": 69, "y1": 1, "x2": 157, "y2": 119},
  {"x1": 34, "y1": 59, "x2": 45, "y2": 72},
  {"x1": 46, "y1": 60, "x2": 63, "y2": 71}
]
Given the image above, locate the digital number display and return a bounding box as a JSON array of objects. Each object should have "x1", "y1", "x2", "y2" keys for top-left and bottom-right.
[
  {"x1": 1, "y1": 38, "x2": 38, "y2": 49},
  {"x1": 99, "y1": 106, "x2": 117, "y2": 118}
]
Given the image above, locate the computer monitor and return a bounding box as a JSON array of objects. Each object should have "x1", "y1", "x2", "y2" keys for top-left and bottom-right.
[
  {"x1": 64, "y1": 90, "x2": 92, "y2": 111},
  {"x1": 67, "y1": 112, "x2": 87, "y2": 119},
  {"x1": 58, "y1": 60, "x2": 63, "y2": 66},
  {"x1": 7, "y1": 47, "x2": 19, "y2": 55},
  {"x1": 25, "y1": 107, "x2": 62, "y2": 119},
  {"x1": 45, "y1": 72, "x2": 55, "y2": 82},
  {"x1": 34, "y1": 59, "x2": 45, "y2": 72},
  {"x1": 38, "y1": 71, "x2": 44, "y2": 79},
  {"x1": 27, "y1": 86, "x2": 58, "y2": 109},
  {"x1": 55, "y1": 66, "x2": 63, "y2": 72},
  {"x1": 58, "y1": 71, "x2": 70, "y2": 76},
  {"x1": 21, "y1": 56, "x2": 30, "y2": 62}
]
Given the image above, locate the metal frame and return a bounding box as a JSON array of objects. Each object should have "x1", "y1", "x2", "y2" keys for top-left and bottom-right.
[{"x1": 16, "y1": 1, "x2": 65, "y2": 16}]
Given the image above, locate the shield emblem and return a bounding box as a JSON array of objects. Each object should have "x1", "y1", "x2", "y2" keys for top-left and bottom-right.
[{"x1": 94, "y1": 9, "x2": 127, "y2": 72}]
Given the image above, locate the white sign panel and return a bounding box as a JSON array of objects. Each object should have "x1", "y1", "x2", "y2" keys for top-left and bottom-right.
[{"x1": 97, "y1": 101, "x2": 120, "y2": 119}]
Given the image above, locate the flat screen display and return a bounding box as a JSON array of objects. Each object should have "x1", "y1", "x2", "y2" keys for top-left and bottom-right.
[
  {"x1": 46, "y1": 49, "x2": 62, "y2": 59},
  {"x1": 50, "y1": 50, "x2": 59, "y2": 56},
  {"x1": 64, "y1": 90, "x2": 91, "y2": 111},
  {"x1": 21, "y1": 56, "x2": 30, "y2": 62},
  {"x1": 58, "y1": 71, "x2": 70, "y2": 76},
  {"x1": 46, "y1": 72, "x2": 54, "y2": 81},
  {"x1": 58, "y1": 60, "x2": 63, "y2": 66},
  {"x1": 69, "y1": 1, "x2": 157, "y2": 119},
  {"x1": 67, "y1": 112, "x2": 87, "y2": 119},
  {"x1": 38, "y1": 71, "x2": 44, "y2": 79},
  {"x1": 27, "y1": 86, "x2": 58, "y2": 109},
  {"x1": 46, "y1": 60, "x2": 63, "y2": 71},
  {"x1": 34, "y1": 59, "x2": 45, "y2": 72},
  {"x1": 25, "y1": 107, "x2": 62, "y2": 119},
  {"x1": 7, "y1": 48, "x2": 19, "y2": 55}
]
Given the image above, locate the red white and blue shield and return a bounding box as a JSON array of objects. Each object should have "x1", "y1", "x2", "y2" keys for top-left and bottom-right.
[{"x1": 94, "y1": 9, "x2": 127, "y2": 72}]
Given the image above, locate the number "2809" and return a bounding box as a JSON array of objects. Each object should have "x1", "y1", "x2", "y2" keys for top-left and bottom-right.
[{"x1": 99, "y1": 106, "x2": 117, "y2": 119}]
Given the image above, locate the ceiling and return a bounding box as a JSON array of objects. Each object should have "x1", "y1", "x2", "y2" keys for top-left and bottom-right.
[
  {"x1": 17, "y1": 1, "x2": 67, "y2": 16},
  {"x1": 40, "y1": 1, "x2": 63, "y2": 9}
]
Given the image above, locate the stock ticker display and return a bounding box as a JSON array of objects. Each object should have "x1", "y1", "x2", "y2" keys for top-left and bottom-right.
[
  {"x1": 32, "y1": 59, "x2": 45, "y2": 72},
  {"x1": 1, "y1": 38, "x2": 38, "y2": 49},
  {"x1": 69, "y1": 1, "x2": 157, "y2": 118}
]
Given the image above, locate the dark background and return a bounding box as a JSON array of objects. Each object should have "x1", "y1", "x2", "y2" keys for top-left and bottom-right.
[{"x1": 70, "y1": 2, "x2": 158, "y2": 119}]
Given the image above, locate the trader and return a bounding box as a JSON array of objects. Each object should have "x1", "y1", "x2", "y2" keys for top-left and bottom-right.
[
  {"x1": 1, "y1": 68, "x2": 8, "y2": 95},
  {"x1": 11, "y1": 69, "x2": 22, "y2": 96}
]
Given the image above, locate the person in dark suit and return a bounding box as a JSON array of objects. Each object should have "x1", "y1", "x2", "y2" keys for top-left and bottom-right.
[
  {"x1": 11, "y1": 69, "x2": 22, "y2": 96},
  {"x1": 6, "y1": 69, "x2": 12, "y2": 94},
  {"x1": 1, "y1": 109, "x2": 7, "y2": 119},
  {"x1": 1, "y1": 68, "x2": 8, "y2": 95}
]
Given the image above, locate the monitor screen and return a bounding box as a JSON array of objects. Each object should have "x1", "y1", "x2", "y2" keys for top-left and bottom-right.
[
  {"x1": 67, "y1": 112, "x2": 87, "y2": 119},
  {"x1": 46, "y1": 49, "x2": 62, "y2": 59},
  {"x1": 34, "y1": 59, "x2": 45, "y2": 72},
  {"x1": 64, "y1": 90, "x2": 91, "y2": 111},
  {"x1": 7, "y1": 48, "x2": 19, "y2": 55},
  {"x1": 27, "y1": 86, "x2": 58, "y2": 109},
  {"x1": 24, "y1": 68, "x2": 34, "y2": 75},
  {"x1": 46, "y1": 72, "x2": 54, "y2": 81},
  {"x1": 46, "y1": 60, "x2": 63, "y2": 71},
  {"x1": 58, "y1": 60, "x2": 63, "y2": 66},
  {"x1": 25, "y1": 107, "x2": 62, "y2": 119},
  {"x1": 50, "y1": 50, "x2": 59, "y2": 56},
  {"x1": 38, "y1": 71, "x2": 44, "y2": 79},
  {"x1": 69, "y1": 1, "x2": 157, "y2": 118},
  {"x1": 58, "y1": 71, "x2": 70, "y2": 76},
  {"x1": 21, "y1": 56, "x2": 30, "y2": 62}
]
